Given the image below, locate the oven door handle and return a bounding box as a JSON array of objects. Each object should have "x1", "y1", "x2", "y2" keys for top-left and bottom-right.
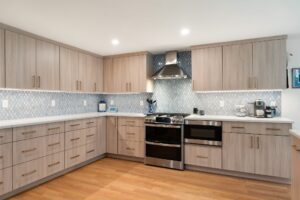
[
  {"x1": 145, "y1": 141, "x2": 181, "y2": 148},
  {"x1": 145, "y1": 124, "x2": 181, "y2": 129}
]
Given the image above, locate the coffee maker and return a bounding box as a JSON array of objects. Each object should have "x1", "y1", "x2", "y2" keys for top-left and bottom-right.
[{"x1": 254, "y1": 99, "x2": 265, "y2": 118}]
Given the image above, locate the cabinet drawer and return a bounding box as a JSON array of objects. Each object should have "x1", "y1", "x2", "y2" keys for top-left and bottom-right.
[
  {"x1": 185, "y1": 144, "x2": 222, "y2": 169},
  {"x1": 45, "y1": 133, "x2": 64, "y2": 155},
  {"x1": 0, "y1": 143, "x2": 12, "y2": 169},
  {"x1": 46, "y1": 122, "x2": 65, "y2": 135},
  {"x1": 118, "y1": 140, "x2": 144, "y2": 158},
  {"x1": 65, "y1": 145, "x2": 86, "y2": 168},
  {"x1": 118, "y1": 117, "x2": 144, "y2": 127},
  {"x1": 65, "y1": 120, "x2": 84, "y2": 132},
  {"x1": 13, "y1": 137, "x2": 45, "y2": 165},
  {"x1": 118, "y1": 126, "x2": 144, "y2": 141},
  {"x1": 13, "y1": 158, "x2": 44, "y2": 189},
  {"x1": 263, "y1": 123, "x2": 291, "y2": 136},
  {"x1": 13, "y1": 124, "x2": 46, "y2": 141},
  {"x1": 0, "y1": 167, "x2": 12, "y2": 195},
  {"x1": 0, "y1": 129, "x2": 12, "y2": 144},
  {"x1": 84, "y1": 118, "x2": 97, "y2": 128},
  {"x1": 85, "y1": 127, "x2": 97, "y2": 144},
  {"x1": 65, "y1": 130, "x2": 86, "y2": 149},
  {"x1": 44, "y1": 152, "x2": 64, "y2": 177},
  {"x1": 86, "y1": 142, "x2": 98, "y2": 160}
]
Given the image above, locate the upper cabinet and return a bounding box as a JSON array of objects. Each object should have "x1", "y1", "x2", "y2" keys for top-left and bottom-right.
[
  {"x1": 253, "y1": 39, "x2": 287, "y2": 89},
  {"x1": 5, "y1": 31, "x2": 36, "y2": 89},
  {"x1": 0, "y1": 29, "x2": 4, "y2": 88},
  {"x1": 192, "y1": 46, "x2": 223, "y2": 91},
  {"x1": 103, "y1": 52, "x2": 153, "y2": 93}
]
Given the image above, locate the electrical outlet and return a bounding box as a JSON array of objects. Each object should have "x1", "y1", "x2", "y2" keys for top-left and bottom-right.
[
  {"x1": 2, "y1": 100, "x2": 8, "y2": 108},
  {"x1": 140, "y1": 100, "x2": 144, "y2": 106},
  {"x1": 270, "y1": 101, "x2": 276, "y2": 107},
  {"x1": 110, "y1": 100, "x2": 114, "y2": 105},
  {"x1": 219, "y1": 100, "x2": 225, "y2": 108},
  {"x1": 83, "y1": 100, "x2": 87, "y2": 106},
  {"x1": 51, "y1": 100, "x2": 56, "y2": 107}
]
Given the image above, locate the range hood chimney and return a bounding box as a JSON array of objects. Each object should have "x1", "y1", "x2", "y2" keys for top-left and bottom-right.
[{"x1": 152, "y1": 51, "x2": 190, "y2": 80}]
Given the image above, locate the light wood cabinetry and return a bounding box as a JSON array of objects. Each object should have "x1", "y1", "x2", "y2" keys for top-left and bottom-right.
[
  {"x1": 0, "y1": 129, "x2": 12, "y2": 144},
  {"x1": 192, "y1": 46, "x2": 222, "y2": 91},
  {"x1": 65, "y1": 145, "x2": 86, "y2": 168},
  {"x1": 45, "y1": 133, "x2": 64, "y2": 155},
  {"x1": 96, "y1": 117, "x2": 106, "y2": 155},
  {"x1": 106, "y1": 117, "x2": 118, "y2": 154},
  {"x1": 253, "y1": 39, "x2": 286, "y2": 89},
  {"x1": 5, "y1": 31, "x2": 36, "y2": 89},
  {"x1": 65, "y1": 130, "x2": 86, "y2": 150},
  {"x1": 0, "y1": 143, "x2": 12, "y2": 170},
  {"x1": 44, "y1": 152, "x2": 64, "y2": 177},
  {"x1": 0, "y1": 29, "x2": 4, "y2": 88},
  {"x1": 292, "y1": 136, "x2": 300, "y2": 200},
  {"x1": 223, "y1": 43, "x2": 253, "y2": 90},
  {"x1": 0, "y1": 168, "x2": 12, "y2": 195}
]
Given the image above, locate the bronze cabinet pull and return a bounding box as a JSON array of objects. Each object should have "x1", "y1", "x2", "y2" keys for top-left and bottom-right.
[
  {"x1": 86, "y1": 122, "x2": 95, "y2": 124},
  {"x1": 94, "y1": 83, "x2": 97, "y2": 92},
  {"x1": 48, "y1": 142, "x2": 60, "y2": 147},
  {"x1": 250, "y1": 136, "x2": 254, "y2": 149},
  {"x1": 266, "y1": 128, "x2": 281, "y2": 131},
  {"x1": 0, "y1": 156, "x2": 3, "y2": 159},
  {"x1": 126, "y1": 132, "x2": 135, "y2": 135},
  {"x1": 48, "y1": 127, "x2": 60, "y2": 131},
  {"x1": 86, "y1": 134, "x2": 95, "y2": 137},
  {"x1": 32, "y1": 75, "x2": 36, "y2": 88},
  {"x1": 196, "y1": 155, "x2": 208, "y2": 159},
  {"x1": 22, "y1": 170, "x2": 37, "y2": 177},
  {"x1": 48, "y1": 161, "x2": 60, "y2": 167},
  {"x1": 37, "y1": 76, "x2": 41, "y2": 88},
  {"x1": 22, "y1": 148, "x2": 37, "y2": 153},
  {"x1": 70, "y1": 124, "x2": 80, "y2": 127},
  {"x1": 126, "y1": 147, "x2": 135, "y2": 151},
  {"x1": 22, "y1": 130, "x2": 36, "y2": 135},
  {"x1": 256, "y1": 137, "x2": 260, "y2": 149},
  {"x1": 0, "y1": 182, "x2": 3, "y2": 185},
  {"x1": 231, "y1": 126, "x2": 245, "y2": 129},
  {"x1": 70, "y1": 137, "x2": 80, "y2": 141},
  {"x1": 70, "y1": 155, "x2": 80, "y2": 159},
  {"x1": 0, "y1": 136, "x2": 3, "y2": 138},
  {"x1": 87, "y1": 149, "x2": 95, "y2": 154}
]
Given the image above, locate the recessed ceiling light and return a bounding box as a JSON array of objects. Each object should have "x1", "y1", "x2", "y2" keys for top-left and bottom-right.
[
  {"x1": 181, "y1": 28, "x2": 190, "y2": 36},
  {"x1": 111, "y1": 39, "x2": 119, "y2": 46}
]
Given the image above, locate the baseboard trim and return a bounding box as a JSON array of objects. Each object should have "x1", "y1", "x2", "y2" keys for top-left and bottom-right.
[
  {"x1": 185, "y1": 164, "x2": 291, "y2": 184},
  {"x1": 106, "y1": 153, "x2": 144, "y2": 163}
]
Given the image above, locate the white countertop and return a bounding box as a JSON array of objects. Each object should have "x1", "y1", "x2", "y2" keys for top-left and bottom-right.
[
  {"x1": 185, "y1": 114, "x2": 293, "y2": 124},
  {"x1": 0, "y1": 112, "x2": 146, "y2": 129},
  {"x1": 290, "y1": 129, "x2": 300, "y2": 140}
]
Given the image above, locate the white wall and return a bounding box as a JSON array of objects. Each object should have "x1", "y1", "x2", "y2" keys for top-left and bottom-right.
[{"x1": 282, "y1": 36, "x2": 300, "y2": 129}]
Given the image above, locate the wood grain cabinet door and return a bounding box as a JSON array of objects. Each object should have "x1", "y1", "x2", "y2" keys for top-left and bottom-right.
[
  {"x1": 103, "y1": 57, "x2": 113, "y2": 92},
  {"x1": 96, "y1": 58, "x2": 104, "y2": 92},
  {"x1": 192, "y1": 46, "x2": 223, "y2": 91},
  {"x1": 106, "y1": 117, "x2": 118, "y2": 154},
  {"x1": 78, "y1": 53, "x2": 96, "y2": 92},
  {"x1": 60, "y1": 47, "x2": 79, "y2": 91},
  {"x1": 5, "y1": 31, "x2": 36, "y2": 89},
  {"x1": 223, "y1": 43, "x2": 253, "y2": 90},
  {"x1": 36, "y1": 40, "x2": 59, "y2": 90},
  {"x1": 253, "y1": 39, "x2": 287, "y2": 89},
  {"x1": 0, "y1": 29, "x2": 4, "y2": 88},
  {"x1": 292, "y1": 136, "x2": 300, "y2": 200},
  {"x1": 222, "y1": 132, "x2": 255, "y2": 173},
  {"x1": 96, "y1": 117, "x2": 106, "y2": 155},
  {"x1": 254, "y1": 135, "x2": 290, "y2": 178}
]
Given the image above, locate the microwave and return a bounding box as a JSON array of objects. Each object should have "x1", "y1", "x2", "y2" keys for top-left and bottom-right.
[{"x1": 184, "y1": 120, "x2": 222, "y2": 146}]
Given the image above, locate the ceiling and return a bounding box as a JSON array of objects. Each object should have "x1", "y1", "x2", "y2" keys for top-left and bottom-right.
[{"x1": 0, "y1": 0, "x2": 299, "y2": 56}]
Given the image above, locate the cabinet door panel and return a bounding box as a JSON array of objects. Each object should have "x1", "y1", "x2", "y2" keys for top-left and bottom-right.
[
  {"x1": 223, "y1": 43, "x2": 252, "y2": 90},
  {"x1": 5, "y1": 31, "x2": 36, "y2": 89},
  {"x1": 78, "y1": 53, "x2": 96, "y2": 92},
  {"x1": 255, "y1": 135, "x2": 290, "y2": 178},
  {"x1": 253, "y1": 39, "x2": 286, "y2": 89},
  {"x1": 103, "y1": 57, "x2": 113, "y2": 92},
  {"x1": 192, "y1": 47, "x2": 222, "y2": 91},
  {"x1": 292, "y1": 136, "x2": 300, "y2": 200},
  {"x1": 36, "y1": 40, "x2": 59, "y2": 90},
  {"x1": 222, "y1": 132, "x2": 255, "y2": 173},
  {"x1": 97, "y1": 117, "x2": 106, "y2": 155},
  {"x1": 96, "y1": 58, "x2": 103, "y2": 92},
  {"x1": 0, "y1": 29, "x2": 4, "y2": 88},
  {"x1": 60, "y1": 47, "x2": 78, "y2": 91},
  {"x1": 106, "y1": 117, "x2": 118, "y2": 154}
]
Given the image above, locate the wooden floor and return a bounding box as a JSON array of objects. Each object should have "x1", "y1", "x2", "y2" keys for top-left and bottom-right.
[{"x1": 11, "y1": 158, "x2": 290, "y2": 200}]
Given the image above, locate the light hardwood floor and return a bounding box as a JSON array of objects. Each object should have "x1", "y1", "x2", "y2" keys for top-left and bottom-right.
[{"x1": 10, "y1": 158, "x2": 290, "y2": 200}]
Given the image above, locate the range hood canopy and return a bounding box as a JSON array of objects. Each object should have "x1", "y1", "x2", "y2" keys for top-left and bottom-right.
[{"x1": 152, "y1": 51, "x2": 190, "y2": 80}]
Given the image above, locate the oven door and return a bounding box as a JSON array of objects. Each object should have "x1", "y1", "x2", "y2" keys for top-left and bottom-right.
[
  {"x1": 145, "y1": 123, "x2": 182, "y2": 144},
  {"x1": 145, "y1": 141, "x2": 181, "y2": 161}
]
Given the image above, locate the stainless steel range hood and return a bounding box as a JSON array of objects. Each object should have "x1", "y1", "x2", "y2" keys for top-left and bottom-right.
[{"x1": 152, "y1": 51, "x2": 190, "y2": 80}]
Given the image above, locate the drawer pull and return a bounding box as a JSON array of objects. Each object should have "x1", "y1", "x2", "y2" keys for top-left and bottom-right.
[
  {"x1": 0, "y1": 136, "x2": 3, "y2": 138},
  {"x1": 126, "y1": 147, "x2": 135, "y2": 151},
  {"x1": 0, "y1": 182, "x2": 3, "y2": 185},
  {"x1": 70, "y1": 155, "x2": 80, "y2": 159},
  {"x1": 87, "y1": 149, "x2": 95, "y2": 153},
  {"x1": 126, "y1": 132, "x2": 135, "y2": 135},
  {"x1": 86, "y1": 122, "x2": 95, "y2": 124},
  {"x1": 0, "y1": 156, "x2": 3, "y2": 159},
  {"x1": 48, "y1": 142, "x2": 60, "y2": 147},
  {"x1": 71, "y1": 137, "x2": 80, "y2": 141},
  {"x1": 86, "y1": 134, "x2": 95, "y2": 138},
  {"x1": 196, "y1": 155, "x2": 208, "y2": 159},
  {"x1": 22, "y1": 170, "x2": 37, "y2": 177},
  {"x1": 48, "y1": 127, "x2": 60, "y2": 131},
  {"x1": 231, "y1": 126, "x2": 245, "y2": 129},
  {"x1": 22, "y1": 148, "x2": 37, "y2": 153},
  {"x1": 126, "y1": 121, "x2": 135, "y2": 124},
  {"x1": 293, "y1": 145, "x2": 300, "y2": 151},
  {"x1": 22, "y1": 130, "x2": 36, "y2": 135},
  {"x1": 48, "y1": 161, "x2": 60, "y2": 167},
  {"x1": 266, "y1": 128, "x2": 281, "y2": 131},
  {"x1": 70, "y1": 124, "x2": 80, "y2": 127}
]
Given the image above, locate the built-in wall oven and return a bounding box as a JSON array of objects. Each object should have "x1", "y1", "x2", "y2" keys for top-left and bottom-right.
[{"x1": 184, "y1": 120, "x2": 222, "y2": 146}]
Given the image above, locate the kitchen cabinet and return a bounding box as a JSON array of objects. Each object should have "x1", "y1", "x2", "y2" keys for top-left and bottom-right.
[
  {"x1": 0, "y1": 29, "x2": 4, "y2": 88},
  {"x1": 106, "y1": 117, "x2": 118, "y2": 154},
  {"x1": 253, "y1": 39, "x2": 286, "y2": 89},
  {"x1": 36, "y1": 40, "x2": 60, "y2": 90},
  {"x1": 292, "y1": 135, "x2": 300, "y2": 200},
  {"x1": 96, "y1": 58, "x2": 104, "y2": 92},
  {"x1": 96, "y1": 117, "x2": 107, "y2": 155},
  {"x1": 5, "y1": 31, "x2": 36, "y2": 89},
  {"x1": 192, "y1": 46, "x2": 223, "y2": 91},
  {"x1": 223, "y1": 43, "x2": 253, "y2": 90},
  {"x1": 0, "y1": 168, "x2": 12, "y2": 195}
]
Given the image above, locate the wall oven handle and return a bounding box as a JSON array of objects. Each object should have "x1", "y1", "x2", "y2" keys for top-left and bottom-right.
[
  {"x1": 145, "y1": 124, "x2": 181, "y2": 129},
  {"x1": 145, "y1": 141, "x2": 181, "y2": 148}
]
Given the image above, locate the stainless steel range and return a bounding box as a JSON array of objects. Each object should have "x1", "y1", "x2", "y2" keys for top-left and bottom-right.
[{"x1": 144, "y1": 113, "x2": 189, "y2": 170}]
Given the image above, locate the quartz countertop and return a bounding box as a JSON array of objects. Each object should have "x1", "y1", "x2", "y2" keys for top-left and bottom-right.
[
  {"x1": 290, "y1": 129, "x2": 300, "y2": 140},
  {"x1": 185, "y1": 114, "x2": 293, "y2": 124},
  {"x1": 0, "y1": 112, "x2": 146, "y2": 129}
]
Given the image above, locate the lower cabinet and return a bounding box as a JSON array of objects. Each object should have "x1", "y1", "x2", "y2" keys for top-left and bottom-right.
[
  {"x1": 106, "y1": 117, "x2": 118, "y2": 154},
  {"x1": 0, "y1": 168, "x2": 12, "y2": 195},
  {"x1": 44, "y1": 152, "x2": 64, "y2": 177},
  {"x1": 292, "y1": 135, "x2": 300, "y2": 200},
  {"x1": 118, "y1": 140, "x2": 144, "y2": 158},
  {"x1": 185, "y1": 144, "x2": 222, "y2": 169},
  {"x1": 65, "y1": 145, "x2": 86, "y2": 168}
]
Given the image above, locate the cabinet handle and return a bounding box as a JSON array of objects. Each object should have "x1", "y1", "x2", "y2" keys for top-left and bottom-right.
[
  {"x1": 115, "y1": 118, "x2": 117, "y2": 128},
  {"x1": 126, "y1": 132, "x2": 135, "y2": 135},
  {"x1": 266, "y1": 128, "x2": 281, "y2": 131},
  {"x1": 86, "y1": 134, "x2": 95, "y2": 137},
  {"x1": 70, "y1": 124, "x2": 80, "y2": 127},
  {"x1": 126, "y1": 147, "x2": 135, "y2": 151},
  {"x1": 32, "y1": 75, "x2": 36, "y2": 88},
  {"x1": 293, "y1": 145, "x2": 300, "y2": 151},
  {"x1": 71, "y1": 137, "x2": 80, "y2": 141},
  {"x1": 48, "y1": 142, "x2": 60, "y2": 147},
  {"x1": 0, "y1": 156, "x2": 3, "y2": 159},
  {"x1": 76, "y1": 80, "x2": 79, "y2": 90},
  {"x1": 80, "y1": 81, "x2": 82, "y2": 91},
  {"x1": 192, "y1": 80, "x2": 195, "y2": 90},
  {"x1": 22, "y1": 130, "x2": 36, "y2": 135},
  {"x1": 250, "y1": 136, "x2": 254, "y2": 148},
  {"x1": 48, "y1": 127, "x2": 60, "y2": 131},
  {"x1": 22, "y1": 148, "x2": 37, "y2": 153},
  {"x1": 48, "y1": 161, "x2": 60, "y2": 167},
  {"x1": 129, "y1": 83, "x2": 132, "y2": 91},
  {"x1": 0, "y1": 136, "x2": 3, "y2": 138},
  {"x1": 231, "y1": 126, "x2": 245, "y2": 129},
  {"x1": 70, "y1": 155, "x2": 80, "y2": 159},
  {"x1": 37, "y1": 76, "x2": 40, "y2": 88},
  {"x1": 126, "y1": 83, "x2": 128, "y2": 92},
  {"x1": 256, "y1": 137, "x2": 260, "y2": 149},
  {"x1": 87, "y1": 149, "x2": 95, "y2": 154},
  {"x1": 248, "y1": 77, "x2": 251, "y2": 89},
  {"x1": 86, "y1": 122, "x2": 95, "y2": 125},
  {"x1": 0, "y1": 182, "x2": 3, "y2": 185},
  {"x1": 22, "y1": 170, "x2": 37, "y2": 177},
  {"x1": 196, "y1": 155, "x2": 208, "y2": 159},
  {"x1": 94, "y1": 83, "x2": 97, "y2": 92}
]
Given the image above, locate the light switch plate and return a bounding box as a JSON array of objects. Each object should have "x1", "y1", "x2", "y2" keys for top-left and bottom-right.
[
  {"x1": 83, "y1": 100, "x2": 87, "y2": 106},
  {"x1": 2, "y1": 100, "x2": 8, "y2": 108},
  {"x1": 51, "y1": 100, "x2": 56, "y2": 107},
  {"x1": 270, "y1": 101, "x2": 276, "y2": 107},
  {"x1": 140, "y1": 100, "x2": 144, "y2": 106},
  {"x1": 219, "y1": 100, "x2": 225, "y2": 108},
  {"x1": 110, "y1": 100, "x2": 114, "y2": 105}
]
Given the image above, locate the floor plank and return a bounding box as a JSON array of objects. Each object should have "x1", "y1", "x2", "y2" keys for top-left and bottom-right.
[{"x1": 10, "y1": 158, "x2": 291, "y2": 200}]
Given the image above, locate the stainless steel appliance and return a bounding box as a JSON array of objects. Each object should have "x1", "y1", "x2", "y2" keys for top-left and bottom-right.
[
  {"x1": 254, "y1": 99, "x2": 266, "y2": 118},
  {"x1": 144, "y1": 113, "x2": 188, "y2": 170},
  {"x1": 184, "y1": 120, "x2": 222, "y2": 146}
]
